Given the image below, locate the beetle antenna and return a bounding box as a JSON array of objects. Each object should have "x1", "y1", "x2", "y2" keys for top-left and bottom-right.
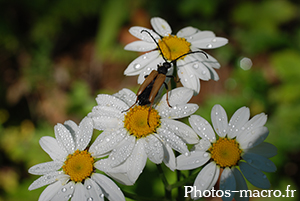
[
  {"x1": 172, "y1": 51, "x2": 209, "y2": 62},
  {"x1": 140, "y1": 30, "x2": 168, "y2": 63}
]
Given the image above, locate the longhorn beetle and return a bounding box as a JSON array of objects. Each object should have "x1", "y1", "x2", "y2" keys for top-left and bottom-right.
[{"x1": 124, "y1": 30, "x2": 208, "y2": 125}]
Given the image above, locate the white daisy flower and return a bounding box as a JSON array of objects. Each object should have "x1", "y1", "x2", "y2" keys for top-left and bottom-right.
[
  {"x1": 124, "y1": 17, "x2": 228, "y2": 94},
  {"x1": 87, "y1": 87, "x2": 199, "y2": 185},
  {"x1": 176, "y1": 104, "x2": 277, "y2": 201},
  {"x1": 28, "y1": 117, "x2": 125, "y2": 201}
]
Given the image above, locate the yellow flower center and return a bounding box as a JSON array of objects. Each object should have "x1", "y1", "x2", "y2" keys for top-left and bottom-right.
[
  {"x1": 208, "y1": 137, "x2": 242, "y2": 168},
  {"x1": 62, "y1": 150, "x2": 94, "y2": 183},
  {"x1": 124, "y1": 105, "x2": 161, "y2": 138},
  {"x1": 158, "y1": 35, "x2": 191, "y2": 61}
]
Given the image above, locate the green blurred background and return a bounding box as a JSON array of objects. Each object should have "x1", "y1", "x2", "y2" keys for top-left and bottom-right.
[{"x1": 1, "y1": 0, "x2": 300, "y2": 200}]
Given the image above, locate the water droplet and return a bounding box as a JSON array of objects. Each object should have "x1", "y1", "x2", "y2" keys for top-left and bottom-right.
[
  {"x1": 100, "y1": 194, "x2": 104, "y2": 198},
  {"x1": 207, "y1": 44, "x2": 213, "y2": 48},
  {"x1": 86, "y1": 185, "x2": 92, "y2": 190},
  {"x1": 87, "y1": 198, "x2": 93, "y2": 201},
  {"x1": 193, "y1": 63, "x2": 199, "y2": 69},
  {"x1": 202, "y1": 70, "x2": 206, "y2": 75},
  {"x1": 142, "y1": 55, "x2": 147, "y2": 59},
  {"x1": 248, "y1": 142, "x2": 253, "y2": 148},
  {"x1": 61, "y1": 187, "x2": 67, "y2": 192},
  {"x1": 133, "y1": 63, "x2": 141, "y2": 69},
  {"x1": 212, "y1": 38, "x2": 217, "y2": 42},
  {"x1": 203, "y1": 153, "x2": 209, "y2": 158}
]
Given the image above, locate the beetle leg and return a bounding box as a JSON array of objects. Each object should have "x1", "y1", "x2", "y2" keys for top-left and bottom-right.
[
  {"x1": 147, "y1": 102, "x2": 154, "y2": 127},
  {"x1": 163, "y1": 82, "x2": 172, "y2": 108},
  {"x1": 166, "y1": 75, "x2": 180, "y2": 83},
  {"x1": 122, "y1": 98, "x2": 138, "y2": 113}
]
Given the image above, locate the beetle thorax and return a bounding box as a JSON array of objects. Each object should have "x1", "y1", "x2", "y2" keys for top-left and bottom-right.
[{"x1": 157, "y1": 62, "x2": 171, "y2": 75}]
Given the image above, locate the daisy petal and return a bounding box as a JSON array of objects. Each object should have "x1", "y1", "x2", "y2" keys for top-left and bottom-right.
[
  {"x1": 239, "y1": 161, "x2": 271, "y2": 189},
  {"x1": 192, "y1": 162, "x2": 218, "y2": 199},
  {"x1": 220, "y1": 168, "x2": 236, "y2": 201},
  {"x1": 228, "y1": 106, "x2": 250, "y2": 139},
  {"x1": 242, "y1": 152, "x2": 277, "y2": 172},
  {"x1": 113, "y1": 88, "x2": 137, "y2": 106},
  {"x1": 84, "y1": 178, "x2": 104, "y2": 201},
  {"x1": 124, "y1": 40, "x2": 157, "y2": 52},
  {"x1": 49, "y1": 182, "x2": 75, "y2": 201},
  {"x1": 238, "y1": 126, "x2": 269, "y2": 149},
  {"x1": 150, "y1": 17, "x2": 172, "y2": 36},
  {"x1": 178, "y1": 55, "x2": 211, "y2": 81},
  {"x1": 28, "y1": 171, "x2": 62, "y2": 191},
  {"x1": 72, "y1": 183, "x2": 85, "y2": 201},
  {"x1": 64, "y1": 120, "x2": 78, "y2": 138},
  {"x1": 211, "y1": 104, "x2": 228, "y2": 137},
  {"x1": 37, "y1": 181, "x2": 62, "y2": 201},
  {"x1": 232, "y1": 168, "x2": 249, "y2": 201},
  {"x1": 29, "y1": 161, "x2": 63, "y2": 175},
  {"x1": 162, "y1": 87, "x2": 194, "y2": 106},
  {"x1": 76, "y1": 117, "x2": 93, "y2": 151},
  {"x1": 124, "y1": 51, "x2": 160, "y2": 76},
  {"x1": 192, "y1": 37, "x2": 228, "y2": 49},
  {"x1": 237, "y1": 113, "x2": 268, "y2": 142},
  {"x1": 176, "y1": 26, "x2": 199, "y2": 38},
  {"x1": 207, "y1": 166, "x2": 220, "y2": 191},
  {"x1": 95, "y1": 158, "x2": 133, "y2": 185},
  {"x1": 89, "y1": 128, "x2": 127, "y2": 157},
  {"x1": 89, "y1": 105, "x2": 123, "y2": 119},
  {"x1": 127, "y1": 141, "x2": 148, "y2": 184},
  {"x1": 90, "y1": 115, "x2": 122, "y2": 131},
  {"x1": 92, "y1": 173, "x2": 125, "y2": 201},
  {"x1": 39, "y1": 136, "x2": 67, "y2": 161},
  {"x1": 190, "y1": 47, "x2": 221, "y2": 69},
  {"x1": 206, "y1": 65, "x2": 220, "y2": 81},
  {"x1": 186, "y1": 30, "x2": 216, "y2": 42},
  {"x1": 128, "y1": 26, "x2": 160, "y2": 43},
  {"x1": 95, "y1": 158, "x2": 126, "y2": 172},
  {"x1": 163, "y1": 143, "x2": 176, "y2": 171},
  {"x1": 143, "y1": 135, "x2": 164, "y2": 164},
  {"x1": 177, "y1": 61, "x2": 200, "y2": 93},
  {"x1": 108, "y1": 135, "x2": 136, "y2": 167},
  {"x1": 189, "y1": 115, "x2": 216, "y2": 143},
  {"x1": 123, "y1": 140, "x2": 147, "y2": 185},
  {"x1": 193, "y1": 139, "x2": 211, "y2": 151},
  {"x1": 176, "y1": 150, "x2": 210, "y2": 170},
  {"x1": 244, "y1": 142, "x2": 277, "y2": 158},
  {"x1": 161, "y1": 119, "x2": 199, "y2": 144},
  {"x1": 95, "y1": 94, "x2": 128, "y2": 111},
  {"x1": 54, "y1": 123, "x2": 75, "y2": 154},
  {"x1": 157, "y1": 128, "x2": 189, "y2": 155}
]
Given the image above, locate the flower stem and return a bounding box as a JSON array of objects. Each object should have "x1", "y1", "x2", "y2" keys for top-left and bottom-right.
[
  {"x1": 156, "y1": 164, "x2": 172, "y2": 200},
  {"x1": 123, "y1": 190, "x2": 167, "y2": 201}
]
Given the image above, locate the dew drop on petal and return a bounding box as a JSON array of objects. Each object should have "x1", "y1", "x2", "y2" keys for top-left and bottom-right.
[
  {"x1": 203, "y1": 153, "x2": 209, "y2": 158},
  {"x1": 100, "y1": 194, "x2": 104, "y2": 198},
  {"x1": 212, "y1": 38, "x2": 217, "y2": 42},
  {"x1": 61, "y1": 187, "x2": 67, "y2": 192},
  {"x1": 193, "y1": 64, "x2": 199, "y2": 69},
  {"x1": 248, "y1": 142, "x2": 253, "y2": 148},
  {"x1": 87, "y1": 198, "x2": 93, "y2": 201},
  {"x1": 207, "y1": 44, "x2": 213, "y2": 48},
  {"x1": 86, "y1": 185, "x2": 92, "y2": 190},
  {"x1": 134, "y1": 63, "x2": 141, "y2": 69}
]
